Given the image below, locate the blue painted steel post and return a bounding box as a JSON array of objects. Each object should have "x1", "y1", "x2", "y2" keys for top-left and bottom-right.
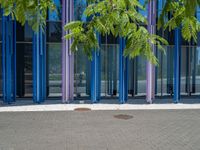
[
  {"x1": 33, "y1": 26, "x2": 46, "y2": 103},
  {"x1": 174, "y1": 28, "x2": 181, "y2": 103},
  {"x1": 91, "y1": 33, "x2": 101, "y2": 103},
  {"x1": 2, "y1": 15, "x2": 16, "y2": 104},
  {"x1": 119, "y1": 38, "x2": 128, "y2": 104}
]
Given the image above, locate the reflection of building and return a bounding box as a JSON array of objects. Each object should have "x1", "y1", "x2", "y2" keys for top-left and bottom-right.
[{"x1": 1, "y1": 0, "x2": 200, "y2": 104}]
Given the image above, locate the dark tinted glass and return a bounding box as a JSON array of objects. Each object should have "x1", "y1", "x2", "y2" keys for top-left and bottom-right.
[
  {"x1": 16, "y1": 23, "x2": 33, "y2": 42},
  {"x1": 47, "y1": 22, "x2": 62, "y2": 43}
]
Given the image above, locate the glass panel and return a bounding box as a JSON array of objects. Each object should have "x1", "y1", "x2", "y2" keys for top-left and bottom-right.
[
  {"x1": 128, "y1": 57, "x2": 146, "y2": 96},
  {"x1": 156, "y1": 46, "x2": 174, "y2": 97},
  {"x1": 180, "y1": 46, "x2": 200, "y2": 96},
  {"x1": 47, "y1": 22, "x2": 62, "y2": 43},
  {"x1": 137, "y1": 57, "x2": 146, "y2": 96},
  {"x1": 100, "y1": 44, "x2": 119, "y2": 97},
  {"x1": 47, "y1": 43, "x2": 62, "y2": 97},
  {"x1": 180, "y1": 46, "x2": 188, "y2": 95},
  {"x1": 0, "y1": 43, "x2": 2, "y2": 97},
  {"x1": 74, "y1": 46, "x2": 91, "y2": 99},
  {"x1": 46, "y1": 0, "x2": 62, "y2": 98},
  {"x1": 24, "y1": 24, "x2": 33, "y2": 42},
  {"x1": 128, "y1": 59, "x2": 136, "y2": 97},
  {"x1": 74, "y1": 0, "x2": 86, "y2": 20},
  {"x1": 48, "y1": 0, "x2": 62, "y2": 21},
  {"x1": 128, "y1": 57, "x2": 146, "y2": 97},
  {"x1": 16, "y1": 23, "x2": 33, "y2": 42},
  {"x1": 139, "y1": 0, "x2": 147, "y2": 18},
  {"x1": 74, "y1": 0, "x2": 90, "y2": 99},
  {"x1": 0, "y1": 21, "x2": 2, "y2": 41},
  {"x1": 0, "y1": 11, "x2": 2, "y2": 97},
  {"x1": 16, "y1": 43, "x2": 33, "y2": 98},
  {"x1": 194, "y1": 47, "x2": 200, "y2": 94}
]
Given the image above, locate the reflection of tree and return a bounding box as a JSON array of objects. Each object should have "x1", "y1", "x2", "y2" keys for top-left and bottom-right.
[
  {"x1": 57, "y1": 2, "x2": 62, "y2": 21},
  {"x1": 56, "y1": 0, "x2": 62, "y2": 36},
  {"x1": 48, "y1": 0, "x2": 62, "y2": 42},
  {"x1": 54, "y1": 22, "x2": 62, "y2": 40}
]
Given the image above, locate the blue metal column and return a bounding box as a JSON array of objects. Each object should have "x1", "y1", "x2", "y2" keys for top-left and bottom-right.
[
  {"x1": 33, "y1": 26, "x2": 46, "y2": 103},
  {"x1": 119, "y1": 38, "x2": 128, "y2": 103},
  {"x1": 91, "y1": 33, "x2": 101, "y2": 103},
  {"x1": 174, "y1": 28, "x2": 181, "y2": 103},
  {"x1": 2, "y1": 15, "x2": 16, "y2": 104}
]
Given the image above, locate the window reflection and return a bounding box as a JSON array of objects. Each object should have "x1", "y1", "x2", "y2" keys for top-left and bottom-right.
[
  {"x1": 47, "y1": 44, "x2": 62, "y2": 97},
  {"x1": 47, "y1": 22, "x2": 62, "y2": 43},
  {"x1": 0, "y1": 44, "x2": 2, "y2": 97},
  {"x1": 16, "y1": 43, "x2": 33, "y2": 98},
  {"x1": 48, "y1": 0, "x2": 62, "y2": 21},
  {"x1": 16, "y1": 23, "x2": 33, "y2": 42},
  {"x1": 47, "y1": 0, "x2": 62, "y2": 97}
]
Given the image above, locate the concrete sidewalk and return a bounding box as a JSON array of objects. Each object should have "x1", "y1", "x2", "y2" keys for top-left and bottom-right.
[{"x1": 1, "y1": 103, "x2": 200, "y2": 112}]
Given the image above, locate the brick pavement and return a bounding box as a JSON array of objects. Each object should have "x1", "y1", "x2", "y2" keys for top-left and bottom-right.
[{"x1": 0, "y1": 110, "x2": 200, "y2": 150}]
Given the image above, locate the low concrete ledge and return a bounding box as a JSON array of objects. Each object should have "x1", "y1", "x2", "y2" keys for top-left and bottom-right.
[{"x1": 1, "y1": 103, "x2": 200, "y2": 112}]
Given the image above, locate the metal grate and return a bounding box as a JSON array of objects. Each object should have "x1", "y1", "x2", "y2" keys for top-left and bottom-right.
[{"x1": 114, "y1": 114, "x2": 133, "y2": 120}]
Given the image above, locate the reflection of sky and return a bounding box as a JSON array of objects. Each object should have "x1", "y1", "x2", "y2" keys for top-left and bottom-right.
[
  {"x1": 197, "y1": 9, "x2": 200, "y2": 20},
  {"x1": 158, "y1": 0, "x2": 165, "y2": 16},
  {"x1": 74, "y1": 0, "x2": 86, "y2": 21},
  {"x1": 49, "y1": 0, "x2": 61, "y2": 21},
  {"x1": 139, "y1": 0, "x2": 147, "y2": 18}
]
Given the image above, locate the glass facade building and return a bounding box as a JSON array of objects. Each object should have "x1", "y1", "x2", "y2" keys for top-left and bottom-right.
[{"x1": 0, "y1": 0, "x2": 200, "y2": 104}]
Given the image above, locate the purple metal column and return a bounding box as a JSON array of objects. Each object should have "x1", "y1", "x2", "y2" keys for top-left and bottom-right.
[
  {"x1": 146, "y1": 0, "x2": 156, "y2": 103},
  {"x1": 62, "y1": 0, "x2": 74, "y2": 103}
]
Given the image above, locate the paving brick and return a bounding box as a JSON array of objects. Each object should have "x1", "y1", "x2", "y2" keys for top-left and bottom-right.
[{"x1": 0, "y1": 110, "x2": 200, "y2": 150}]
